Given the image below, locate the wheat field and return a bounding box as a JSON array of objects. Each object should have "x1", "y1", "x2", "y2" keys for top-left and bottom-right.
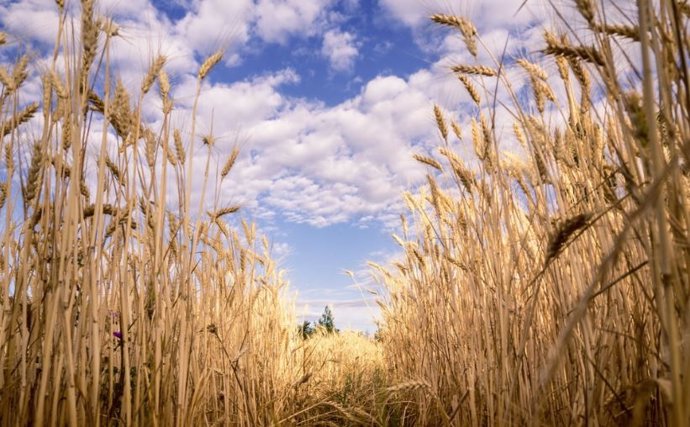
[{"x1": 1, "y1": 0, "x2": 689, "y2": 425}]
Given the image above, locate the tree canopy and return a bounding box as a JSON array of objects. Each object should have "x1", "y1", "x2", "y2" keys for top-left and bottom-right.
[{"x1": 317, "y1": 306, "x2": 338, "y2": 334}]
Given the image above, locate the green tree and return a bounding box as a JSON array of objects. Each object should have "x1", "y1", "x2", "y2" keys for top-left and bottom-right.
[
  {"x1": 317, "y1": 305, "x2": 338, "y2": 334},
  {"x1": 297, "y1": 320, "x2": 314, "y2": 339}
]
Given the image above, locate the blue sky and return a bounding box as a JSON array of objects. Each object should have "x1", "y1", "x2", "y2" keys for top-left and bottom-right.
[{"x1": 0, "y1": 0, "x2": 552, "y2": 331}]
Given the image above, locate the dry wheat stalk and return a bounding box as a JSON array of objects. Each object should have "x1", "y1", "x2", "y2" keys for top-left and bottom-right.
[
  {"x1": 142, "y1": 55, "x2": 166, "y2": 94},
  {"x1": 1, "y1": 103, "x2": 38, "y2": 137},
  {"x1": 209, "y1": 206, "x2": 240, "y2": 220},
  {"x1": 83, "y1": 203, "x2": 117, "y2": 218},
  {"x1": 105, "y1": 156, "x2": 123, "y2": 184},
  {"x1": 517, "y1": 59, "x2": 548, "y2": 81},
  {"x1": 202, "y1": 134, "x2": 215, "y2": 146},
  {"x1": 555, "y1": 56, "x2": 570, "y2": 82},
  {"x1": 220, "y1": 147, "x2": 240, "y2": 179},
  {"x1": 24, "y1": 140, "x2": 44, "y2": 202},
  {"x1": 430, "y1": 14, "x2": 464, "y2": 30},
  {"x1": 165, "y1": 140, "x2": 178, "y2": 166},
  {"x1": 158, "y1": 69, "x2": 172, "y2": 114},
  {"x1": 88, "y1": 90, "x2": 105, "y2": 113},
  {"x1": 61, "y1": 121, "x2": 72, "y2": 151},
  {"x1": 451, "y1": 120, "x2": 462, "y2": 140},
  {"x1": 174, "y1": 129, "x2": 185, "y2": 165},
  {"x1": 545, "y1": 213, "x2": 591, "y2": 263},
  {"x1": 679, "y1": 1, "x2": 690, "y2": 16},
  {"x1": 0, "y1": 182, "x2": 7, "y2": 210},
  {"x1": 568, "y1": 57, "x2": 590, "y2": 94},
  {"x1": 458, "y1": 74, "x2": 480, "y2": 105},
  {"x1": 213, "y1": 218, "x2": 231, "y2": 238},
  {"x1": 50, "y1": 71, "x2": 67, "y2": 98},
  {"x1": 452, "y1": 64, "x2": 497, "y2": 77},
  {"x1": 198, "y1": 50, "x2": 223, "y2": 80},
  {"x1": 439, "y1": 147, "x2": 474, "y2": 193},
  {"x1": 413, "y1": 153, "x2": 443, "y2": 171},
  {"x1": 431, "y1": 14, "x2": 478, "y2": 56},
  {"x1": 596, "y1": 24, "x2": 640, "y2": 41},
  {"x1": 544, "y1": 31, "x2": 604, "y2": 66},
  {"x1": 80, "y1": 0, "x2": 99, "y2": 78},
  {"x1": 12, "y1": 55, "x2": 29, "y2": 89},
  {"x1": 41, "y1": 75, "x2": 52, "y2": 110},
  {"x1": 99, "y1": 17, "x2": 119, "y2": 37},
  {"x1": 434, "y1": 104, "x2": 448, "y2": 142},
  {"x1": 0, "y1": 67, "x2": 13, "y2": 89},
  {"x1": 513, "y1": 122, "x2": 527, "y2": 148},
  {"x1": 386, "y1": 380, "x2": 432, "y2": 394},
  {"x1": 144, "y1": 129, "x2": 157, "y2": 168},
  {"x1": 533, "y1": 77, "x2": 547, "y2": 113},
  {"x1": 471, "y1": 118, "x2": 483, "y2": 159},
  {"x1": 575, "y1": 0, "x2": 595, "y2": 25}
]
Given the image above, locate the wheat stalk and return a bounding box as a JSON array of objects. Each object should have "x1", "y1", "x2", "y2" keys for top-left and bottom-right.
[
  {"x1": 198, "y1": 50, "x2": 223, "y2": 80},
  {"x1": 433, "y1": 104, "x2": 448, "y2": 142},
  {"x1": 545, "y1": 213, "x2": 592, "y2": 263},
  {"x1": 208, "y1": 206, "x2": 240, "y2": 220},
  {"x1": 142, "y1": 55, "x2": 166, "y2": 94},
  {"x1": 24, "y1": 140, "x2": 44, "y2": 202},
  {"x1": 1, "y1": 103, "x2": 38, "y2": 137},
  {"x1": 451, "y1": 64, "x2": 497, "y2": 77},
  {"x1": 413, "y1": 153, "x2": 443, "y2": 171},
  {"x1": 431, "y1": 14, "x2": 478, "y2": 56},
  {"x1": 174, "y1": 129, "x2": 186, "y2": 164},
  {"x1": 458, "y1": 74, "x2": 480, "y2": 105},
  {"x1": 543, "y1": 31, "x2": 605, "y2": 66},
  {"x1": 220, "y1": 147, "x2": 240, "y2": 179}
]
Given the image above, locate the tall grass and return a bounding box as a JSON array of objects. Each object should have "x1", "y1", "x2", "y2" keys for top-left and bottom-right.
[
  {"x1": 375, "y1": 1, "x2": 690, "y2": 425},
  {"x1": 2, "y1": 0, "x2": 689, "y2": 426},
  {"x1": 0, "y1": 2, "x2": 384, "y2": 425}
]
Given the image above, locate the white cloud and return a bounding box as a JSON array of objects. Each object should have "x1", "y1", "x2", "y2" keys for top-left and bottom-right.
[
  {"x1": 379, "y1": 0, "x2": 548, "y2": 30},
  {"x1": 1, "y1": 0, "x2": 548, "y2": 232},
  {"x1": 377, "y1": 0, "x2": 429, "y2": 27},
  {"x1": 0, "y1": 0, "x2": 61, "y2": 45},
  {"x1": 321, "y1": 29, "x2": 358, "y2": 72},
  {"x1": 192, "y1": 69, "x2": 297, "y2": 126},
  {"x1": 272, "y1": 241, "x2": 292, "y2": 261},
  {"x1": 98, "y1": 0, "x2": 152, "y2": 17},
  {"x1": 233, "y1": 72, "x2": 435, "y2": 226},
  {"x1": 254, "y1": 0, "x2": 332, "y2": 43},
  {"x1": 175, "y1": 0, "x2": 254, "y2": 53},
  {"x1": 161, "y1": 61, "x2": 440, "y2": 228}
]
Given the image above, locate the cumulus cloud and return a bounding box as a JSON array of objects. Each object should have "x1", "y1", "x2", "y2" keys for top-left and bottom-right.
[
  {"x1": 175, "y1": 0, "x2": 254, "y2": 53},
  {"x1": 378, "y1": 0, "x2": 547, "y2": 30},
  {"x1": 254, "y1": 0, "x2": 332, "y2": 43},
  {"x1": 0, "y1": 0, "x2": 529, "y2": 231},
  {"x1": 162, "y1": 64, "x2": 441, "y2": 228},
  {"x1": 1, "y1": 0, "x2": 570, "y2": 330},
  {"x1": 271, "y1": 241, "x2": 292, "y2": 261},
  {"x1": 0, "y1": 0, "x2": 62, "y2": 45},
  {"x1": 321, "y1": 29, "x2": 358, "y2": 71},
  {"x1": 376, "y1": 0, "x2": 429, "y2": 27}
]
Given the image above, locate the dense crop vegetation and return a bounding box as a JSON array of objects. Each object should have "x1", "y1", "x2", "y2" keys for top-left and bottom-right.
[{"x1": 1, "y1": 0, "x2": 688, "y2": 425}]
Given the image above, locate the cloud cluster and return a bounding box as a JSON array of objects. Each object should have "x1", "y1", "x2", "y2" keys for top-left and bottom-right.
[
  {"x1": 321, "y1": 29, "x2": 358, "y2": 71},
  {"x1": 188, "y1": 69, "x2": 440, "y2": 227},
  {"x1": 1, "y1": 0, "x2": 572, "y2": 330},
  {"x1": 378, "y1": 0, "x2": 547, "y2": 30},
  {"x1": 0, "y1": 0, "x2": 556, "y2": 232},
  {"x1": 254, "y1": 0, "x2": 331, "y2": 43}
]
